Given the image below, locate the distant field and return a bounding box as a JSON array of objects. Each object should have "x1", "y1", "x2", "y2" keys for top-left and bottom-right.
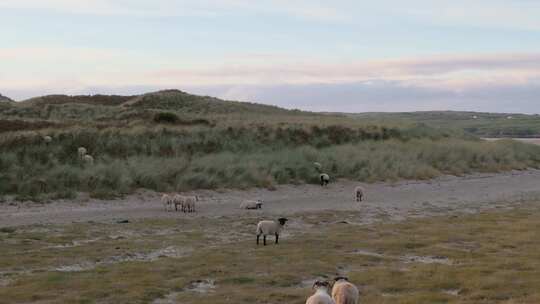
[
  {"x1": 483, "y1": 138, "x2": 540, "y2": 145},
  {"x1": 1, "y1": 203, "x2": 539, "y2": 303}
]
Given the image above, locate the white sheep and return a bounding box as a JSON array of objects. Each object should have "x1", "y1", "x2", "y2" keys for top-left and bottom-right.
[
  {"x1": 43, "y1": 136, "x2": 52, "y2": 145},
  {"x1": 320, "y1": 173, "x2": 330, "y2": 186},
  {"x1": 331, "y1": 277, "x2": 359, "y2": 304},
  {"x1": 82, "y1": 154, "x2": 94, "y2": 165},
  {"x1": 173, "y1": 194, "x2": 185, "y2": 212},
  {"x1": 256, "y1": 218, "x2": 288, "y2": 246},
  {"x1": 306, "y1": 281, "x2": 335, "y2": 304},
  {"x1": 313, "y1": 162, "x2": 323, "y2": 172},
  {"x1": 182, "y1": 195, "x2": 198, "y2": 213},
  {"x1": 240, "y1": 200, "x2": 263, "y2": 210},
  {"x1": 78, "y1": 147, "x2": 87, "y2": 159},
  {"x1": 354, "y1": 186, "x2": 364, "y2": 202},
  {"x1": 162, "y1": 194, "x2": 174, "y2": 212}
]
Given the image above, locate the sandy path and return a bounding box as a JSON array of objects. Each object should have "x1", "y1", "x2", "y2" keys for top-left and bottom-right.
[{"x1": 1, "y1": 170, "x2": 539, "y2": 227}]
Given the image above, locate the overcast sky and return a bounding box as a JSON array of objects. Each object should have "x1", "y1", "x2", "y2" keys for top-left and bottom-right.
[{"x1": 1, "y1": 0, "x2": 539, "y2": 113}]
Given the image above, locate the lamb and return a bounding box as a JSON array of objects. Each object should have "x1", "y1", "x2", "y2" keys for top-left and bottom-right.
[
  {"x1": 354, "y1": 186, "x2": 364, "y2": 202},
  {"x1": 82, "y1": 154, "x2": 94, "y2": 165},
  {"x1": 256, "y1": 218, "x2": 288, "y2": 246},
  {"x1": 240, "y1": 200, "x2": 263, "y2": 210},
  {"x1": 43, "y1": 136, "x2": 52, "y2": 145},
  {"x1": 320, "y1": 173, "x2": 330, "y2": 186},
  {"x1": 331, "y1": 277, "x2": 359, "y2": 304},
  {"x1": 306, "y1": 281, "x2": 335, "y2": 304},
  {"x1": 78, "y1": 147, "x2": 87, "y2": 159},
  {"x1": 162, "y1": 194, "x2": 174, "y2": 212}
]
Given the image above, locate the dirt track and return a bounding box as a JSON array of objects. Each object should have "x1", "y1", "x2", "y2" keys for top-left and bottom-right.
[{"x1": 1, "y1": 170, "x2": 540, "y2": 227}]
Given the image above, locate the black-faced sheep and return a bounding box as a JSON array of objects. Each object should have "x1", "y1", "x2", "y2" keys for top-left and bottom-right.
[
  {"x1": 240, "y1": 200, "x2": 263, "y2": 210},
  {"x1": 331, "y1": 277, "x2": 359, "y2": 304},
  {"x1": 354, "y1": 186, "x2": 364, "y2": 202},
  {"x1": 306, "y1": 280, "x2": 335, "y2": 304},
  {"x1": 320, "y1": 173, "x2": 330, "y2": 186},
  {"x1": 256, "y1": 218, "x2": 288, "y2": 246}
]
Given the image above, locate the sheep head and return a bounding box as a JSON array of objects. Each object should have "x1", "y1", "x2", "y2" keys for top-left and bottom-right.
[
  {"x1": 278, "y1": 218, "x2": 288, "y2": 225},
  {"x1": 312, "y1": 280, "x2": 330, "y2": 290}
]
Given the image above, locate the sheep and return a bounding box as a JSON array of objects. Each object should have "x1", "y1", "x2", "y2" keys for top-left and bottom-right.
[
  {"x1": 82, "y1": 154, "x2": 94, "y2": 165},
  {"x1": 181, "y1": 195, "x2": 198, "y2": 213},
  {"x1": 306, "y1": 280, "x2": 335, "y2": 304},
  {"x1": 313, "y1": 162, "x2": 323, "y2": 172},
  {"x1": 320, "y1": 173, "x2": 330, "y2": 186},
  {"x1": 331, "y1": 277, "x2": 359, "y2": 304},
  {"x1": 78, "y1": 147, "x2": 87, "y2": 159},
  {"x1": 162, "y1": 194, "x2": 174, "y2": 212},
  {"x1": 43, "y1": 135, "x2": 52, "y2": 145},
  {"x1": 240, "y1": 200, "x2": 263, "y2": 210},
  {"x1": 354, "y1": 186, "x2": 364, "y2": 202},
  {"x1": 256, "y1": 217, "x2": 288, "y2": 246}
]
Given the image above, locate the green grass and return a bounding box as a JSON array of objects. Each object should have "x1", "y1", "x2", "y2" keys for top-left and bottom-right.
[
  {"x1": 1, "y1": 90, "x2": 540, "y2": 200},
  {"x1": 1, "y1": 204, "x2": 539, "y2": 303}
]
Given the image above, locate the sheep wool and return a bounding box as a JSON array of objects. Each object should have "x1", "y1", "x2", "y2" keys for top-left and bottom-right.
[
  {"x1": 240, "y1": 200, "x2": 263, "y2": 209},
  {"x1": 331, "y1": 277, "x2": 359, "y2": 304},
  {"x1": 256, "y1": 218, "x2": 288, "y2": 246},
  {"x1": 78, "y1": 147, "x2": 87, "y2": 158},
  {"x1": 82, "y1": 154, "x2": 94, "y2": 164},
  {"x1": 162, "y1": 194, "x2": 174, "y2": 212},
  {"x1": 182, "y1": 196, "x2": 198, "y2": 213},
  {"x1": 306, "y1": 281, "x2": 335, "y2": 304},
  {"x1": 320, "y1": 173, "x2": 330, "y2": 186}
]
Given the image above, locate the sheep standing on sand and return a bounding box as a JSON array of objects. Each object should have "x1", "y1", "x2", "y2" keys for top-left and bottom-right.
[
  {"x1": 82, "y1": 154, "x2": 94, "y2": 165},
  {"x1": 240, "y1": 200, "x2": 263, "y2": 210},
  {"x1": 43, "y1": 136, "x2": 52, "y2": 145},
  {"x1": 256, "y1": 218, "x2": 288, "y2": 246},
  {"x1": 320, "y1": 173, "x2": 330, "y2": 186},
  {"x1": 306, "y1": 281, "x2": 335, "y2": 304},
  {"x1": 173, "y1": 194, "x2": 185, "y2": 212},
  {"x1": 162, "y1": 194, "x2": 174, "y2": 212},
  {"x1": 182, "y1": 196, "x2": 198, "y2": 213},
  {"x1": 354, "y1": 186, "x2": 364, "y2": 202},
  {"x1": 331, "y1": 277, "x2": 359, "y2": 304},
  {"x1": 78, "y1": 147, "x2": 87, "y2": 159}
]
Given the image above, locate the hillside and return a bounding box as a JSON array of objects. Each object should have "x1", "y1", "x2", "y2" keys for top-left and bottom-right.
[
  {"x1": 349, "y1": 111, "x2": 540, "y2": 137},
  {"x1": 0, "y1": 93, "x2": 13, "y2": 103},
  {"x1": 1, "y1": 90, "x2": 539, "y2": 201}
]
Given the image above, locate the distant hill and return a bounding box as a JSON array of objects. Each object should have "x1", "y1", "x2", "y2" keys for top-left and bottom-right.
[
  {"x1": 349, "y1": 111, "x2": 540, "y2": 137},
  {"x1": 0, "y1": 93, "x2": 13, "y2": 103},
  {"x1": 21, "y1": 94, "x2": 135, "y2": 107}
]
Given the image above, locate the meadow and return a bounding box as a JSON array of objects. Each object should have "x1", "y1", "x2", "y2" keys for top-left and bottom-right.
[
  {"x1": 1, "y1": 90, "x2": 540, "y2": 201},
  {"x1": 1, "y1": 203, "x2": 539, "y2": 303}
]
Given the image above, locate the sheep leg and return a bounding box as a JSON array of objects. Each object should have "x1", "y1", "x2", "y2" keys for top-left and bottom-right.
[
  {"x1": 263, "y1": 235, "x2": 267, "y2": 246},
  {"x1": 256, "y1": 234, "x2": 260, "y2": 245},
  {"x1": 275, "y1": 233, "x2": 279, "y2": 244}
]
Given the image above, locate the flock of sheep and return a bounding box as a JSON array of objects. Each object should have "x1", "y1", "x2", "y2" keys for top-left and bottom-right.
[
  {"x1": 43, "y1": 135, "x2": 95, "y2": 165},
  {"x1": 159, "y1": 162, "x2": 364, "y2": 303}
]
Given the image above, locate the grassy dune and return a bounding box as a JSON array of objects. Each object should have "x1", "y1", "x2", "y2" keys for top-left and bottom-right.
[
  {"x1": 1, "y1": 204, "x2": 539, "y2": 303},
  {"x1": 1, "y1": 90, "x2": 540, "y2": 201}
]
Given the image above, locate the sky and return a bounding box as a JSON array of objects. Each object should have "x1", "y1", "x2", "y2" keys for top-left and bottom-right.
[{"x1": 1, "y1": 0, "x2": 540, "y2": 113}]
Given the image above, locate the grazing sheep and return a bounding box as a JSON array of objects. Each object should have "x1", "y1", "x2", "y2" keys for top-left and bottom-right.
[
  {"x1": 78, "y1": 147, "x2": 87, "y2": 159},
  {"x1": 306, "y1": 281, "x2": 335, "y2": 304},
  {"x1": 240, "y1": 200, "x2": 263, "y2": 210},
  {"x1": 182, "y1": 195, "x2": 198, "y2": 213},
  {"x1": 43, "y1": 136, "x2": 52, "y2": 145},
  {"x1": 313, "y1": 162, "x2": 323, "y2": 172},
  {"x1": 331, "y1": 277, "x2": 359, "y2": 304},
  {"x1": 256, "y1": 218, "x2": 288, "y2": 246},
  {"x1": 173, "y1": 194, "x2": 185, "y2": 212},
  {"x1": 82, "y1": 154, "x2": 94, "y2": 165},
  {"x1": 354, "y1": 186, "x2": 364, "y2": 202},
  {"x1": 320, "y1": 173, "x2": 330, "y2": 186},
  {"x1": 162, "y1": 194, "x2": 174, "y2": 212}
]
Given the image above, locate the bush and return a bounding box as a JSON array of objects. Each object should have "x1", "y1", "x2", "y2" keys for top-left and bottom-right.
[{"x1": 153, "y1": 112, "x2": 179, "y2": 124}]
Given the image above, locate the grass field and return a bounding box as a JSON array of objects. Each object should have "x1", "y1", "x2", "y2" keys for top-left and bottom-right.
[
  {"x1": 1, "y1": 203, "x2": 539, "y2": 303},
  {"x1": 2, "y1": 90, "x2": 540, "y2": 201}
]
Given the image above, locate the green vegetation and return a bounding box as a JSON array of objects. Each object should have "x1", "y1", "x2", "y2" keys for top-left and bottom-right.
[
  {"x1": 1, "y1": 90, "x2": 540, "y2": 200},
  {"x1": 1, "y1": 204, "x2": 539, "y2": 303},
  {"x1": 350, "y1": 111, "x2": 540, "y2": 137}
]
